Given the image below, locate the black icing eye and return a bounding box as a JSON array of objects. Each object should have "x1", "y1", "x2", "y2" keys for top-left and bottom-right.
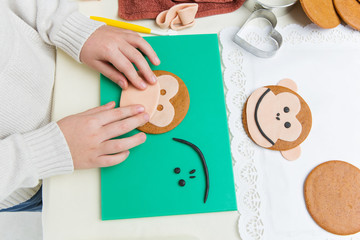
[
  {"x1": 284, "y1": 107, "x2": 290, "y2": 113},
  {"x1": 284, "y1": 122, "x2": 291, "y2": 128},
  {"x1": 178, "y1": 179, "x2": 186, "y2": 187}
]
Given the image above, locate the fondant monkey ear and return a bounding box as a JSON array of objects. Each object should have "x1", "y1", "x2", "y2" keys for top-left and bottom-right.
[
  {"x1": 281, "y1": 146, "x2": 301, "y2": 161},
  {"x1": 278, "y1": 79, "x2": 298, "y2": 92}
]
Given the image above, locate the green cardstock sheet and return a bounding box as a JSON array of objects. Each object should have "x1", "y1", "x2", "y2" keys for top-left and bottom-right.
[{"x1": 100, "y1": 34, "x2": 237, "y2": 220}]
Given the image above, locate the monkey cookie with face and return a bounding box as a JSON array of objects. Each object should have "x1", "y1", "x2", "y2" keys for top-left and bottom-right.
[
  {"x1": 242, "y1": 79, "x2": 312, "y2": 160},
  {"x1": 120, "y1": 70, "x2": 190, "y2": 134}
]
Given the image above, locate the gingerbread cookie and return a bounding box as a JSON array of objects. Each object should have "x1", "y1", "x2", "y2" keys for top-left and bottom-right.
[
  {"x1": 304, "y1": 161, "x2": 360, "y2": 235},
  {"x1": 242, "y1": 79, "x2": 312, "y2": 161},
  {"x1": 300, "y1": 0, "x2": 341, "y2": 29},
  {"x1": 120, "y1": 70, "x2": 190, "y2": 134},
  {"x1": 334, "y1": 0, "x2": 360, "y2": 30}
]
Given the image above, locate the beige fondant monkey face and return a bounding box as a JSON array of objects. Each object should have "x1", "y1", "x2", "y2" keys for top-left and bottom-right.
[
  {"x1": 256, "y1": 89, "x2": 302, "y2": 146},
  {"x1": 140, "y1": 70, "x2": 190, "y2": 134},
  {"x1": 243, "y1": 79, "x2": 312, "y2": 161},
  {"x1": 119, "y1": 70, "x2": 190, "y2": 134},
  {"x1": 148, "y1": 75, "x2": 179, "y2": 128}
]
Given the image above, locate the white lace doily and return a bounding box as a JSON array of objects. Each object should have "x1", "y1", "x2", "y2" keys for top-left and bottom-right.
[{"x1": 220, "y1": 24, "x2": 360, "y2": 240}]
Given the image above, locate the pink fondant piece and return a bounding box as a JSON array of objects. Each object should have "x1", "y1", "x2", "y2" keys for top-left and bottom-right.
[
  {"x1": 246, "y1": 87, "x2": 302, "y2": 147},
  {"x1": 119, "y1": 81, "x2": 160, "y2": 118},
  {"x1": 170, "y1": 15, "x2": 196, "y2": 31},
  {"x1": 281, "y1": 146, "x2": 301, "y2": 161},
  {"x1": 278, "y1": 78, "x2": 298, "y2": 92},
  {"x1": 156, "y1": 11, "x2": 175, "y2": 29},
  {"x1": 156, "y1": 3, "x2": 198, "y2": 30},
  {"x1": 149, "y1": 75, "x2": 179, "y2": 127}
]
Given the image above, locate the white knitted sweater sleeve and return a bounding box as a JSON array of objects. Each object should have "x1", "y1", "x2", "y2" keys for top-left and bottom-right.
[
  {"x1": 0, "y1": 0, "x2": 105, "y2": 208},
  {"x1": 10, "y1": 0, "x2": 105, "y2": 61},
  {"x1": 0, "y1": 123, "x2": 73, "y2": 206}
]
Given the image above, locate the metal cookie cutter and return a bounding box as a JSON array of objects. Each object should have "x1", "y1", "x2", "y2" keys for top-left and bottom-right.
[
  {"x1": 233, "y1": 9, "x2": 283, "y2": 58},
  {"x1": 233, "y1": 0, "x2": 297, "y2": 57},
  {"x1": 244, "y1": 0, "x2": 298, "y2": 17}
]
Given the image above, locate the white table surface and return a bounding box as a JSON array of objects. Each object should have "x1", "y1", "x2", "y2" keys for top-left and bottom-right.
[{"x1": 43, "y1": 1, "x2": 310, "y2": 239}]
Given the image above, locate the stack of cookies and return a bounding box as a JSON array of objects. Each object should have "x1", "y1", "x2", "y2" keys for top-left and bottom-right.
[{"x1": 300, "y1": 0, "x2": 360, "y2": 30}]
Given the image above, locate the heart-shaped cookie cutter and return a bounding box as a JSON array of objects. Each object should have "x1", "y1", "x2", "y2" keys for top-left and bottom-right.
[{"x1": 233, "y1": 9, "x2": 283, "y2": 58}]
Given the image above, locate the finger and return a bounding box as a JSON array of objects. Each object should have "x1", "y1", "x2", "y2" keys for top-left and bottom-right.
[
  {"x1": 95, "y1": 104, "x2": 145, "y2": 125},
  {"x1": 108, "y1": 50, "x2": 147, "y2": 90},
  {"x1": 91, "y1": 60, "x2": 129, "y2": 89},
  {"x1": 99, "y1": 132, "x2": 146, "y2": 155},
  {"x1": 79, "y1": 101, "x2": 115, "y2": 116},
  {"x1": 126, "y1": 35, "x2": 160, "y2": 66},
  {"x1": 101, "y1": 112, "x2": 149, "y2": 140},
  {"x1": 120, "y1": 45, "x2": 157, "y2": 85},
  {"x1": 97, "y1": 150, "x2": 130, "y2": 168}
]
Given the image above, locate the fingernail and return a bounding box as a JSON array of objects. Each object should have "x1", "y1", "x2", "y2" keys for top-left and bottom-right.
[
  {"x1": 125, "y1": 150, "x2": 130, "y2": 157},
  {"x1": 118, "y1": 80, "x2": 125, "y2": 89},
  {"x1": 154, "y1": 57, "x2": 160, "y2": 65},
  {"x1": 151, "y1": 74, "x2": 157, "y2": 84},
  {"x1": 105, "y1": 101, "x2": 115, "y2": 108},
  {"x1": 137, "y1": 106, "x2": 145, "y2": 113},
  {"x1": 141, "y1": 82, "x2": 147, "y2": 89},
  {"x1": 140, "y1": 132, "x2": 147, "y2": 141}
]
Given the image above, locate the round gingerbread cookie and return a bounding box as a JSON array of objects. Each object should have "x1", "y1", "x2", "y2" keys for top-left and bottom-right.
[
  {"x1": 334, "y1": 0, "x2": 360, "y2": 30},
  {"x1": 304, "y1": 161, "x2": 360, "y2": 235},
  {"x1": 242, "y1": 79, "x2": 312, "y2": 160},
  {"x1": 300, "y1": 0, "x2": 341, "y2": 29},
  {"x1": 137, "y1": 70, "x2": 190, "y2": 134}
]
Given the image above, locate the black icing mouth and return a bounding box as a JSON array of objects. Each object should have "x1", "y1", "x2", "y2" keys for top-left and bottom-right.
[{"x1": 254, "y1": 88, "x2": 275, "y2": 146}]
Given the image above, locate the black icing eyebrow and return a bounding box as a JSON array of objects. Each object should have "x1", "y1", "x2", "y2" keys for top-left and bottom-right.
[
  {"x1": 173, "y1": 138, "x2": 209, "y2": 203},
  {"x1": 254, "y1": 88, "x2": 275, "y2": 146}
]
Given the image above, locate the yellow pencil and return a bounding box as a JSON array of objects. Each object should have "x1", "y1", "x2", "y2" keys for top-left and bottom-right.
[{"x1": 90, "y1": 16, "x2": 173, "y2": 36}]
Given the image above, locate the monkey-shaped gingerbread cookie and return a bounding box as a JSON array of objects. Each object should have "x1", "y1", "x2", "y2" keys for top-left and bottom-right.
[
  {"x1": 242, "y1": 79, "x2": 312, "y2": 160},
  {"x1": 120, "y1": 70, "x2": 190, "y2": 134}
]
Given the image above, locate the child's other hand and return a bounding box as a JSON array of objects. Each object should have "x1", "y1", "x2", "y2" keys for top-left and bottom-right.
[
  {"x1": 57, "y1": 102, "x2": 149, "y2": 169},
  {"x1": 80, "y1": 25, "x2": 160, "y2": 90}
]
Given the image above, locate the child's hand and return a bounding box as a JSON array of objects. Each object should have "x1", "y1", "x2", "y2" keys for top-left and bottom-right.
[
  {"x1": 80, "y1": 25, "x2": 160, "y2": 90},
  {"x1": 57, "y1": 102, "x2": 149, "y2": 169}
]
